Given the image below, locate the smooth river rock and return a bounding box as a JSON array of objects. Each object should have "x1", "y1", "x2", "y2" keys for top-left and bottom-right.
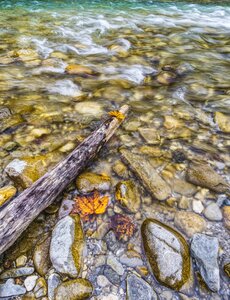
[
  {"x1": 120, "y1": 149, "x2": 171, "y2": 201},
  {"x1": 186, "y1": 162, "x2": 229, "y2": 194},
  {"x1": 126, "y1": 273, "x2": 158, "y2": 300},
  {"x1": 48, "y1": 273, "x2": 61, "y2": 300},
  {"x1": 190, "y1": 233, "x2": 220, "y2": 292},
  {"x1": 76, "y1": 172, "x2": 111, "y2": 193},
  {"x1": 0, "y1": 267, "x2": 34, "y2": 279},
  {"x1": 203, "y1": 203, "x2": 222, "y2": 221},
  {"x1": 33, "y1": 234, "x2": 52, "y2": 276},
  {"x1": 54, "y1": 278, "x2": 93, "y2": 300},
  {"x1": 50, "y1": 215, "x2": 84, "y2": 277},
  {"x1": 174, "y1": 211, "x2": 206, "y2": 238},
  {"x1": 141, "y1": 219, "x2": 190, "y2": 290}
]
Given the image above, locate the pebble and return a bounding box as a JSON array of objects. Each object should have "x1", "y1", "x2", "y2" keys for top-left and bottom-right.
[
  {"x1": 191, "y1": 233, "x2": 220, "y2": 292},
  {"x1": 24, "y1": 275, "x2": 38, "y2": 292},
  {"x1": 50, "y1": 215, "x2": 84, "y2": 277},
  {"x1": 0, "y1": 267, "x2": 35, "y2": 279},
  {"x1": 16, "y1": 255, "x2": 27, "y2": 267},
  {"x1": 119, "y1": 254, "x2": 143, "y2": 268},
  {"x1": 0, "y1": 278, "x2": 26, "y2": 298},
  {"x1": 174, "y1": 211, "x2": 206, "y2": 238},
  {"x1": 34, "y1": 277, "x2": 47, "y2": 298},
  {"x1": 97, "y1": 275, "x2": 110, "y2": 287},
  {"x1": 103, "y1": 265, "x2": 121, "y2": 285},
  {"x1": 203, "y1": 203, "x2": 222, "y2": 221},
  {"x1": 107, "y1": 254, "x2": 124, "y2": 276},
  {"x1": 192, "y1": 200, "x2": 204, "y2": 214},
  {"x1": 126, "y1": 273, "x2": 158, "y2": 300},
  {"x1": 48, "y1": 273, "x2": 61, "y2": 300}
]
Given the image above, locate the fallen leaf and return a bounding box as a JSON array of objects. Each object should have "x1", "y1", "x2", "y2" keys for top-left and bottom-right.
[
  {"x1": 72, "y1": 190, "x2": 109, "y2": 221},
  {"x1": 108, "y1": 111, "x2": 125, "y2": 122},
  {"x1": 111, "y1": 214, "x2": 135, "y2": 240}
]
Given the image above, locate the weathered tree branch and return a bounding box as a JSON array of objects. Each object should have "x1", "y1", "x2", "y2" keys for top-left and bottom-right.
[{"x1": 0, "y1": 105, "x2": 129, "y2": 256}]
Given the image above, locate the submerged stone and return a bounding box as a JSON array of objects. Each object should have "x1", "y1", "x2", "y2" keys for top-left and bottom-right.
[
  {"x1": 174, "y1": 211, "x2": 206, "y2": 238},
  {"x1": 186, "y1": 162, "x2": 229, "y2": 194},
  {"x1": 0, "y1": 185, "x2": 17, "y2": 207},
  {"x1": 115, "y1": 180, "x2": 140, "y2": 213},
  {"x1": 33, "y1": 234, "x2": 52, "y2": 276},
  {"x1": 75, "y1": 101, "x2": 104, "y2": 118},
  {"x1": 65, "y1": 64, "x2": 95, "y2": 76},
  {"x1": 120, "y1": 149, "x2": 171, "y2": 201},
  {"x1": 224, "y1": 263, "x2": 230, "y2": 278},
  {"x1": 138, "y1": 128, "x2": 161, "y2": 145},
  {"x1": 76, "y1": 172, "x2": 111, "y2": 193},
  {"x1": 126, "y1": 273, "x2": 158, "y2": 300},
  {"x1": 214, "y1": 112, "x2": 230, "y2": 133},
  {"x1": 50, "y1": 215, "x2": 84, "y2": 277},
  {"x1": 190, "y1": 233, "x2": 220, "y2": 292},
  {"x1": 223, "y1": 205, "x2": 230, "y2": 230},
  {"x1": 141, "y1": 218, "x2": 190, "y2": 290},
  {"x1": 54, "y1": 278, "x2": 93, "y2": 300}
]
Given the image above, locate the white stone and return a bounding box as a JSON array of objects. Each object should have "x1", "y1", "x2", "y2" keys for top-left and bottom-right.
[
  {"x1": 0, "y1": 279, "x2": 26, "y2": 297},
  {"x1": 97, "y1": 275, "x2": 110, "y2": 287},
  {"x1": 5, "y1": 159, "x2": 27, "y2": 174},
  {"x1": 204, "y1": 203, "x2": 222, "y2": 221},
  {"x1": 24, "y1": 275, "x2": 38, "y2": 292},
  {"x1": 48, "y1": 273, "x2": 61, "y2": 300},
  {"x1": 192, "y1": 200, "x2": 204, "y2": 214}
]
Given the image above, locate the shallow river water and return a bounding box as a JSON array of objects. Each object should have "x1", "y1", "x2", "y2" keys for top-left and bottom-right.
[{"x1": 0, "y1": 1, "x2": 230, "y2": 300}]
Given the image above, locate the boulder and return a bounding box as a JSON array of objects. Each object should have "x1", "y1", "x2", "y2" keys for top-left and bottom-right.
[
  {"x1": 141, "y1": 218, "x2": 190, "y2": 290},
  {"x1": 186, "y1": 162, "x2": 229, "y2": 194},
  {"x1": 50, "y1": 215, "x2": 84, "y2": 277},
  {"x1": 190, "y1": 233, "x2": 220, "y2": 292},
  {"x1": 120, "y1": 149, "x2": 171, "y2": 201}
]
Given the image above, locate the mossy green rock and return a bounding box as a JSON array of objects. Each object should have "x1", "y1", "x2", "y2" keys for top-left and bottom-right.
[
  {"x1": 33, "y1": 234, "x2": 52, "y2": 276},
  {"x1": 115, "y1": 180, "x2": 140, "y2": 213},
  {"x1": 54, "y1": 278, "x2": 93, "y2": 300},
  {"x1": 141, "y1": 218, "x2": 190, "y2": 290}
]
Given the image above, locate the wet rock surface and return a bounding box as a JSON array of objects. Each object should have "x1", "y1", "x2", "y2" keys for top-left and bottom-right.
[
  {"x1": 120, "y1": 149, "x2": 171, "y2": 201},
  {"x1": 54, "y1": 278, "x2": 93, "y2": 300},
  {"x1": 50, "y1": 215, "x2": 84, "y2": 277},
  {"x1": 190, "y1": 233, "x2": 220, "y2": 292},
  {"x1": 141, "y1": 218, "x2": 190, "y2": 290},
  {"x1": 174, "y1": 211, "x2": 206, "y2": 237},
  {"x1": 76, "y1": 172, "x2": 111, "y2": 193},
  {"x1": 0, "y1": 278, "x2": 26, "y2": 298},
  {"x1": 33, "y1": 234, "x2": 51, "y2": 276},
  {"x1": 186, "y1": 162, "x2": 229, "y2": 194}
]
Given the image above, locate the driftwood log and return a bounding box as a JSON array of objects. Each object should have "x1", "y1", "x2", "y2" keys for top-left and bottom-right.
[{"x1": 0, "y1": 105, "x2": 129, "y2": 256}]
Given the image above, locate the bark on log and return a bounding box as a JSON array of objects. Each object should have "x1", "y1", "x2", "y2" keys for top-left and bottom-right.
[{"x1": 0, "y1": 105, "x2": 129, "y2": 256}]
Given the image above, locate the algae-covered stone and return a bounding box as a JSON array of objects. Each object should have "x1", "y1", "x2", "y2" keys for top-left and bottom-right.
[
  {"x1": 186, "y1": 162, "x2": 229, "y2": 193},
  {"x1": 50, "y1": 215, "x2": 84, "y2": 277},
  {"x1": 214, "y1": 112, "x2": 230, "y2": 133},
  {"x1": 34, "y1": 277, "x2": 47, "y2": 298},
  {"x1": 138, "y1": 128, "x2": 161, "y2": 145},
  {"x1": 141, "y1": 218, "x2": 190, "y2": 290},
  {"x1": 5, "y1": 154, "x2": 57, "y2": 189},
  {"x1": 0, "y1": 185, "x2": 17, "y2": 207},
  {"x1": 115, "y1": 180, "x2": 140, "y2": 213},
  {"x1": 157, "y1": 71, "x2": 177, "y2": 85},
  {"x1": 76, "y1": 172, "x2": 111, "y2": 193},
  {"x1": 65, "y1": 64, "x2": 95, "y2": 76},
  {"x1": 127, "y1": 273, "x2": 158, "y2": 300},
  {"x1": 33, "y1": 234, "x2": 52, "y2": 276},
  {"x1": 190, "y1": 233, "x2": 220, "y2": 292},
  {"x1": 75, "y1": 101, "x2": 104, "y2": 118},
  {"x1": 112, "y1": 160, "x2": 129, "y2": 178},
  {"x1": 54, "y1": 278, "x2": 93, "y2": 300},
  {"x1": 174, "y1": 211, "x2": 206, "y2": 238},
  {"x1": 120, "y1": 149, "x2": 171, "y2": 201}
]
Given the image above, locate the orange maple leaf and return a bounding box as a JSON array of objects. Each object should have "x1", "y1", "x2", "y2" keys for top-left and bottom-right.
[
  {"x1": 71, "y1": 190, "x2": 109, "y2": 221},
  {"x1": 111, "y1": 214, "x2": 135, "y2": 240}
]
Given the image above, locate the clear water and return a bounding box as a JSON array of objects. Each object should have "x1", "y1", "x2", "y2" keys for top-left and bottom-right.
[{"x1": 0, "y1": 0, "x2": 230, "y2": 299}]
